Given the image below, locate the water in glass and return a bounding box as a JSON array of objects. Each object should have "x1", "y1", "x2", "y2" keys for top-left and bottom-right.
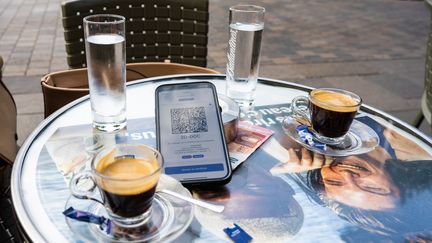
[
  {"x1": 86, "y1": 34, "x2": 126, "y2": 131},
  {"x1": 226, "y1": 22, "x2": 263, "y2": 107}
]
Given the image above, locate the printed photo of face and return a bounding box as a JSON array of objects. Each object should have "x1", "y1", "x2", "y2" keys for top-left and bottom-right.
[{"x1": 321, "y1": 147, "x2": 400, "y2": 211}]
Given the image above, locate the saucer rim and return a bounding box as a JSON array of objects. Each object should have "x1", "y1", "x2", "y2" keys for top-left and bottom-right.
[{"x1": 282, "y1": 118, "x2": 380, "y2": 157}]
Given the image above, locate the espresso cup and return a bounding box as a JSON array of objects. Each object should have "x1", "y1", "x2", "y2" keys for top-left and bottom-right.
[
  {"x1": 291, "y1": 88, "x2": 362, "y2": 144},
  {"x1": 70, "y1": 144, "x2": 163, "y2": 228}
]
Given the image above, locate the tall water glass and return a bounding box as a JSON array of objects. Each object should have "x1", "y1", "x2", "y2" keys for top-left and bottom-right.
[
  {"x1": 226, "y1": 5, "x2": 265, "y2": 107},
  {"x1": 84, "y1": 14, "x2": 126, "y2": 132}
]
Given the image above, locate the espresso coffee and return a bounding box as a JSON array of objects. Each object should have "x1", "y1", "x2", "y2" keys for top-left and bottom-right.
[
  {"x1": 96, "y1": 156, "x2": 160, "y2": 218},
  {"x1": 310, "y1": 90, "x2": 359, "y2": 138}
]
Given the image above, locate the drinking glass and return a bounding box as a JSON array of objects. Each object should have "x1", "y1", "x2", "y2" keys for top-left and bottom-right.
[
  {"x1": 226, "y1": 5, "x2": 265, "y2": 107},
  {"x1": 84, "y1": 14, "x2": 126, "y2": 132},
  {"x1": 70, "y1": 144, "x2": 163, "y2": 227}
]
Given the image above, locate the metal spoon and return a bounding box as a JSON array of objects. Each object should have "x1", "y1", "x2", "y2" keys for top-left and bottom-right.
[{"x1": 158, "y1": 189, "x2": 225, "y2": 213}]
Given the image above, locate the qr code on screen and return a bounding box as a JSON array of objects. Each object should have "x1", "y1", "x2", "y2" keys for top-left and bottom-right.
[{"x1": 171, "y1": 107, "x2": 208, "y2": 134}]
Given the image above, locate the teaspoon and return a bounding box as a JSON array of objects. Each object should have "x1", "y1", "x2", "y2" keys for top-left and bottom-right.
[{"x1": 158, "y1": 189, "x2": 224, "y2": 213}]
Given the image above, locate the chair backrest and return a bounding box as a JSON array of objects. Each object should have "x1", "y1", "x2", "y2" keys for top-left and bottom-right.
[
  {"x1": 0, "y1": 56, "x2": 18, "y2": 165},
  {"x1": 41, "y1": 62, "x2": 219, "y2": 117},
  {"x1": 62, "y1": 0, "x2": 209, "y2": 68}
]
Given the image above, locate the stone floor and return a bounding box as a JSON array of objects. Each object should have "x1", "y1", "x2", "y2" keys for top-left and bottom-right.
[{"x1": 0, "y1": 0, "x2": 430, "y2": 144}]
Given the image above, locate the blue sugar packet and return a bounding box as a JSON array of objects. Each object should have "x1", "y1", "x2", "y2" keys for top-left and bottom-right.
[
  {"x1": 296, "y1": 125, "x2": 326, "y2": 150},
  {"x1": 223, "y1": 223, "x2": 253, "y2": 243},
  {"x1": 63, "y1": 207, "x2": 112, "y2": 234}
]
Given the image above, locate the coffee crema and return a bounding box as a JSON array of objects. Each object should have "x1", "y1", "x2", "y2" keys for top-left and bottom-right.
[
  {"x1": 311, "y1": 90, "x2": 359, "y2": 112},
  {"x1": 95, "y1": 155, "x2": 160, "y2": 218},
  {"x1": 96, "y1": 156, "x2": 159, "y2": 195}
]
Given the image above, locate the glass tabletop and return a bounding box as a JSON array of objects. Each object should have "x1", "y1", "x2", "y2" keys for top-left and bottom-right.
[{"x1": 11, "y1": 74, "x2": 432, "y2": 242}]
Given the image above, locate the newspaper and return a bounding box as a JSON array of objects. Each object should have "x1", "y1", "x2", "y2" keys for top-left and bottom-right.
[{"x1": 228, "y1": 121, "x2": 274, "y2": 170}]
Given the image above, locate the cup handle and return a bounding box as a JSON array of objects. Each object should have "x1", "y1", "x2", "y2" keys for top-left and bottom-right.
[
  {"x1": 69, "y1": 171, "x2": 103, "y2": 205},
  {"x1": 291, "y1": 96, "x2": 312, "y2": 126}
]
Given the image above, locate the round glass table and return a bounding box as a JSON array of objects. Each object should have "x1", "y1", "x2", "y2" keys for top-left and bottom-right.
[{"x1": 12, "y1": 74, "x2": 432, "y2": 242}]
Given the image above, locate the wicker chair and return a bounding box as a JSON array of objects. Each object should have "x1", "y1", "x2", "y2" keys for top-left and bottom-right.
[
  {"x1": 413, "y1": 0, "x2": 432, "y2": 128},
  {"x1": 62, "y1": 0, "x2": 210, "y2": 68},
  {"x1": 41, "y1": 62, "x2": 219, "y2": 117}
]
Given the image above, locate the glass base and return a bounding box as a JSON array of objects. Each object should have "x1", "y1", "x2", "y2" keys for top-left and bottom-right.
[
  {"x1": 311, "y1": 131, "x2": 346, "y2": 145},
  {"x1": 226, "y1": 85, "x2": 255, "y2": 108},
  {"x1": 108, "y1": 208, "x2": 152, "y2": 228},
  {"x1": 93, "y1": 120, "x2": 126, "y2": 132},
  {"x1": 234, "y1": 99, "x2": 254, "y2": 108},
  {"x1": 228, "y1": 94, "x2": 254, "y2": 108}
]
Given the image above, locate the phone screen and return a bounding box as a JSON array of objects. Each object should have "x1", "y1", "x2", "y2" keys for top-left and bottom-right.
[{"x1": 156, "y1": 82, "x2": 230, "y2": 183}]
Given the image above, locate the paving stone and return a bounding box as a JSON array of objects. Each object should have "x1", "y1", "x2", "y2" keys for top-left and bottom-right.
[
  {"x1": 6, "y1": 58, "x2": 28, "y2": 65},
  {"x1": 2, "y1": 75, "x2": 41, "y2": 94},
  {"x1": 28, "y1": 61, "x2": 50, "y2": 68},
  {"x1": 366, "y1": 74, "x2": 423, "y2": 99},
  {"x1": 3, "y1": 71, "x2": 25, "y2": 77},
  {"x1": 259, "y1": 64, "x2": 306, "y2": 80},
  {"x1": 291, "y1": 78, "x2": 334, "y2": 89},
  {"x1": 13, "y1": 92, "x2": 43, "y2": 114},
  {"x1": 272, "y1": 57, "x2": 294, "y2": 64},
  {"x1": 265, "y1": 62, "x2": 379, "y2": 79},
  {"x1": 4, "y1": 65, "x2": 27, "y2": 73},
  {"x1": 29, "y1": 55, "x2": 51, "y2": 62},
  {"x1": 26, "y1": 68, "x2": 49, "y2": 76},
  {"x1": 49, "y1": 63, "x2": 68, "y2": 72}
]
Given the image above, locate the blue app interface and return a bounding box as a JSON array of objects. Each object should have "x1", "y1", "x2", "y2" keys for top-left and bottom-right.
[{"x1": 159, "y1": 86, "x2": 227, "y2": 179}]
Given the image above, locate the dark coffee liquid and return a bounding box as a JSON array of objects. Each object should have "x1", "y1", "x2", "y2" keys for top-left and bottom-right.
[
  {"x1": 101, "y1": 185, "x2": 156, "y2": 218},
  {"x1": 96, "y1": 157, "x2": 159, "y2": 218},
  {"x1": 310, "y1": 90, "x2": 358, "y2": 138}
]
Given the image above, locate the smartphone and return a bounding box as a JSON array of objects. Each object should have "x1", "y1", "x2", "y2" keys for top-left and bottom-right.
[{"x1": 155, "y1": 81, "x2": 232, "y2": 186}]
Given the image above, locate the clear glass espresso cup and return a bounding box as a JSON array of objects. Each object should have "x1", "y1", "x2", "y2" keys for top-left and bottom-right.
[
  {"x1": 70, "y1": 144, "x2": 163, "y2": 228},
  {"x1": 291, "y1": 88, "x2": 362, "y2": 145}
]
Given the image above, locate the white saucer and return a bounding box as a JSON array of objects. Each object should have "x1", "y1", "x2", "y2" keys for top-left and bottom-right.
[
  {"x1": 65, "y1": 174, "x2": 194, "y2": 242},
  {"x1": 282, "y1": 117, "x2": 380, "y2": 157}
]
